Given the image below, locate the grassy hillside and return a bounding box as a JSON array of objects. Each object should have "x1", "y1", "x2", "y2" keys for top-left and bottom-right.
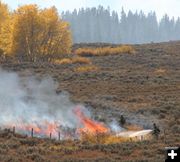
[{"x1": 0, "y1": 41, "x2": 180, "y2": 162}]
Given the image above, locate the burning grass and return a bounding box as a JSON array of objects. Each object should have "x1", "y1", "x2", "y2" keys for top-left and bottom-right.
[
  {"x1": 0, "y1": 112, "x2": 156, "y2": 161},
  {"x1": 53, "y1": 57, "x2": 91, "y2": 65},
  {"x1": 74, "y1": 45, "x2": 135, "y2": 56},
  {"x1": 0, "y1": 105, "x2": 153, "y2": 144}
]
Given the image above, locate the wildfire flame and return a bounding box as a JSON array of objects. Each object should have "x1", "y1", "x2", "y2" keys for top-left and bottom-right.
[
  {"x1": 74, "y1": 106, "x2": 109, "y2": 135},
  {"x1": 6, "y1": 119, "x2": 59, "y2": 137},
  {"x1": 3, "y1": 106, "x2": 109, "y2": 139}
]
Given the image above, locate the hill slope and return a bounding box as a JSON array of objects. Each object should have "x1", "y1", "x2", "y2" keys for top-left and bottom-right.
[{"x1": 0, "y1": 41, "x2": 179, "y2": 162}]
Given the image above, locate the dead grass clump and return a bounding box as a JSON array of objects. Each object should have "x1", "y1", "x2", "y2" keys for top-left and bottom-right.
[
  {"x1": 74, "y1": 65, "x2": 99, "y2": 73},
  {"x1": 154, "y1": 68, "x2": 167, "y2": 75},
  {"x1": 104, "y1": 135, "x2": 129, "y2": 144},
  {"x1": 75, "y1": 45, "x2": 135, "y2": 56},
  {"x1": 53, "y1": 57, "x2": 91, "y2": 65},
  {"x1": 72, "y1": 57, "x2": 91, "y2": 64},
  {"x1": 54, "y1": 58, "x2": 72, "y2": 64},
  {"x1": 81, "y1": 133, "x2": 129, "y2": 145}
]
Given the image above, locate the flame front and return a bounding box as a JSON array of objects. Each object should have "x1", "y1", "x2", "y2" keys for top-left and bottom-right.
[
  {"x1": 74, "y1": 106, "x2": 109, "y2": 135},
  {"x1": 3, "y1": 106, "x2": 109, "y2": 139},
  {"x1": 6, "y1": 120, "x2": 59, "y2": 137}
]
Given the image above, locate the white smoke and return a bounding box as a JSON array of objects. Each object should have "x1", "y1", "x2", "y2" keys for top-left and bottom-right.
[
  {"x1": 109, "y1": 120, "x2": 124, "y2": 133},
  {"x1": 0, "y1": 68, "x2": 86, "y2": 136}
]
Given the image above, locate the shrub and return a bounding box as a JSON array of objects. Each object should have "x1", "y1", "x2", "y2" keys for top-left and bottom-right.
[
  {"x1": 19, "y1": 138, "x2": 37, "y2": 146},
  {"x1": 26, "y1": 153, "x2": 45, "y2": 162},
  {"x1": 74, "y1": 45, "x2": 135, "y2": 56}
]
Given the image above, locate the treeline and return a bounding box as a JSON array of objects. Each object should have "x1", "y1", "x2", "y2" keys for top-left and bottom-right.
[
  {"x1": 62, "y1": 6, "x2": 180, "y2": 44},
  {"x1": 0, "y1": 1, "x2": 72, "y2": 62}
]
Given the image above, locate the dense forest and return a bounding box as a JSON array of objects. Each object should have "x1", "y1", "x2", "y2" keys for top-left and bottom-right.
[{"x1": 62, "y1": 6, "x2": 180, "y2": 44}]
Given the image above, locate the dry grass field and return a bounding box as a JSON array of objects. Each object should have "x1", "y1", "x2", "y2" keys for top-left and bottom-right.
[{"x1": 0, "y1": 41, "x2": 180, "y2": 162}]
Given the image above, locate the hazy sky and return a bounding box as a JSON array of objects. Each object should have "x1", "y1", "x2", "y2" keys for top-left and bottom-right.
[{"x1": 2, "y1": 0, "x2": 180, "y2": 19}]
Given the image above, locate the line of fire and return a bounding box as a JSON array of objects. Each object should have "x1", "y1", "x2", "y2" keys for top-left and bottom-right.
[{"x1": 0, "y1": 105, "x2": 153, "y2": 143}]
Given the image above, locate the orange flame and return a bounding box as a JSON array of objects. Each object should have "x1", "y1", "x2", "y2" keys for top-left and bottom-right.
[
  {"x1": 74, "y1": 106, "x2": 109, "y2": 135},
  {"x1": 4, "y1": 106, "x2": 109, "y2": 138},
  {"x1": 7, "y1": 119, "x2": 59, "y2": 137},
  {"x1": 44, "y1": 121, "x2": 58, "y2": 135}
]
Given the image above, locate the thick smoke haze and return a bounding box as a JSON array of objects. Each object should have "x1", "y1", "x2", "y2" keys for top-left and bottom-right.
[
  {"x1": 62, "y1": 6, "x2": 180, "y2": 44},
  {"x1": 0, "y1": 69, "x2": 86, "y2": 136}
]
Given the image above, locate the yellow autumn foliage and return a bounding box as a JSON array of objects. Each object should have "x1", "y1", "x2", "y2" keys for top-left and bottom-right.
[
  {"x1": 0, "y1": 1, "x2": 9, "y2": 27},
  {"x1": 0, "y1": 1, "x2": 12, "y2": 55},
  {"x1": 0, "y1": 2, "x2": 72, "y2": 62}
]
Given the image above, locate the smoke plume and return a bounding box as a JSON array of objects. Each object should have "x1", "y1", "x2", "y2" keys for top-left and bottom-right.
[{"x1": 0, "y1": 69, "x2": 86, "y2": 137}]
